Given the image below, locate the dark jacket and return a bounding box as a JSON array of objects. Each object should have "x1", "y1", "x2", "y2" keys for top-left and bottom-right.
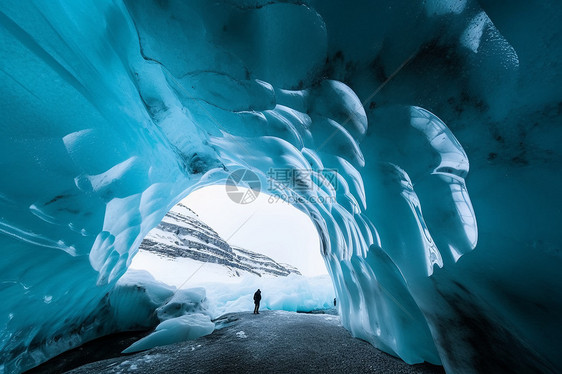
[{"x1": 253, "y1": 290, "x2": 261, "y2": 303}]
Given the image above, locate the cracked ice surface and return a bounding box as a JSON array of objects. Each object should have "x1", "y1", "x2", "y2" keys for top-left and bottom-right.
[{"x1": 1, "y1": 1, "x2": 561, "y2": 373}]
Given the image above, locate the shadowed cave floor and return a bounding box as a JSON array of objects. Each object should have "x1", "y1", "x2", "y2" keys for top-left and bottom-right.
[{"x1": 33, "y1": 310, "x2": 445, "y2": 374}]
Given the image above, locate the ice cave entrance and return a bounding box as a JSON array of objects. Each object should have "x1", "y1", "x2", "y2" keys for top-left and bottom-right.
[{"x1": 128, "y1": 184, "x2": 335, "y2": 317}]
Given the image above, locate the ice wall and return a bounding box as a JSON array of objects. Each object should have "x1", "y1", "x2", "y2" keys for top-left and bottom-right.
[{"x1": 0, "y1": 1, "x2": 561, "y2": 373}]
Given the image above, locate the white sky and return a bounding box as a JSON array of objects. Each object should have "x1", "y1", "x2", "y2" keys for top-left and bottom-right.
[{"x1": 182, "y1": 185, "x2": 327, "y2": 276}]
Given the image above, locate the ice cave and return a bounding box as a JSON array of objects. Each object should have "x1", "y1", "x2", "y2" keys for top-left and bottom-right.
[{"x1": 1, "y1": 0, "x2": 561, "y2": 373}]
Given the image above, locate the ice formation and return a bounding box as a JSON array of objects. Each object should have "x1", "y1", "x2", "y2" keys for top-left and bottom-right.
[
  {"x1": 123, "y1": 313, "x2": 214, "y2": 354},
  {"x1": 103, "y1": 269, "x2": 214, "y2": 353},
  {"x1": 1, "y1": 0, "x2": 561, "y2": 373}
]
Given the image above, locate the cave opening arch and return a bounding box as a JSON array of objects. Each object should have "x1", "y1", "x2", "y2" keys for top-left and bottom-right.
[
  {"x1": 101, "y1": 182, "x2": 339, "y2": 356},
  {"x1": 127, "y1": 183, "x2": 334, "y2": 312}
]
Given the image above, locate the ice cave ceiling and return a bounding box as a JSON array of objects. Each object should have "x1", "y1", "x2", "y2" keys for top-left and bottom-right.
[{"x1": 1, "y1": 0, "x2": 561, "y2": 373}]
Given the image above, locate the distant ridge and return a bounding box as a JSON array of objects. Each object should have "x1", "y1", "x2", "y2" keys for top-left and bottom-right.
[{"x1": 139, "y1": 203, "x2": 301, "y2": 277}]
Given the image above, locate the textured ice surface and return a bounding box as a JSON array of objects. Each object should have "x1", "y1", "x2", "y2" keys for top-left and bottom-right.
[
  {"x1": 104, "y1": 270, "x2": 215, "y2": 353},
  {"x1": 122, "y1": 314, "x2": 214, "y2": 354},
  {"x1": 1, "y1": 0, "x2": 561, "y2": 373}
]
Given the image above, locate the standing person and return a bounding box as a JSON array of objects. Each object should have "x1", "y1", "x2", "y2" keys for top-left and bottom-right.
[{"x1": 253, "y1": 289, "x2": 262, "y2": 314}]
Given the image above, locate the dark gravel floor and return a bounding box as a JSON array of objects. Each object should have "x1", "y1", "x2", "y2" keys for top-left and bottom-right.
[
  {"x1": 63, "y1": 310, "x2": 444, "y2": 374},
  {"x1": 26, "y1": 330, "x2": 152, "y2": 374}
]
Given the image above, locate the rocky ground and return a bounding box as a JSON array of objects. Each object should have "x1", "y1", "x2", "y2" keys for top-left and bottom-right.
[{"x1": 57, "y1": 310, "x2": 444, "y2": 374}]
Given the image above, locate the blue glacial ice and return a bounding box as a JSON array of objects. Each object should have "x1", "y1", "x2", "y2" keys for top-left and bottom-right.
[
  {"x1": 1, "y1": 0, "x2": 562, "y2": 373},
  {"x1": 115, "y1": 271, "x2": 215, "y2": 354}
]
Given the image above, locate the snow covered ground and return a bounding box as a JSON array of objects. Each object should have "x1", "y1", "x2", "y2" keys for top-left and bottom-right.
[{"x1": 129, "y1": 250, "x2": 336, "y2": 318}]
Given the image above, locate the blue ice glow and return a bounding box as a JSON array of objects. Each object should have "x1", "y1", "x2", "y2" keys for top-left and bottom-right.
[{"x1": 1, "y1": 1, "x2": 561, "y2": 373}]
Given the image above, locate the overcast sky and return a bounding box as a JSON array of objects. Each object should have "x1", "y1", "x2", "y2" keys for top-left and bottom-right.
[{"x1": 182, "y1": 185, "x2": 326, "y2": 276}]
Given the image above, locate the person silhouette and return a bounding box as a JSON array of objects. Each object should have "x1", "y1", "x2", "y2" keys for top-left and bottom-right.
[{"x1": 253, "y1": 289, "x2": 261, "y2": 314}]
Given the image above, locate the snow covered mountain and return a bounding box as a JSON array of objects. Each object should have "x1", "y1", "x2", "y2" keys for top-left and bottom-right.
[{"x1": 138, "y1": 203, "x2": 301, "y2": 278}]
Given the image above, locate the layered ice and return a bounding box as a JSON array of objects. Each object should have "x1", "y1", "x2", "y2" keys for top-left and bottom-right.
[
  {"x1": 104, "y1": 270, "x2": 214, "y2": 353},
  {"x1": 122, "y1": 313, "x2": 214, "y2": 354},
  {"x1": 1, "y1": 1, "x2": 561, "y2": 373}
]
